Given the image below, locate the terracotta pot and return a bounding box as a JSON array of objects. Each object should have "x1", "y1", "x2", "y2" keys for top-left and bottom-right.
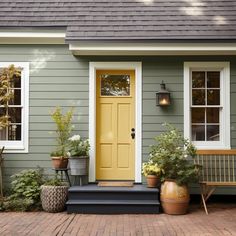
[
  {"x1": 146, "y1": 175, "x2": 159, "y2": 188},
  {"x1": 51, "y1": 157, "x2": 68, "y2": 169},
  {"x1": 160, "y1": 180, "x2": 190, "y2": 215}
]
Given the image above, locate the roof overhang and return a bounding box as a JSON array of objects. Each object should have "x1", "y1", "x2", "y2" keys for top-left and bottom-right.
[
  {"x1": 0, "y1": 28, "x2": 66, "y2": 44},
  {"x1": 70, "y1": 42, "x2": 236, "y2": 55}
]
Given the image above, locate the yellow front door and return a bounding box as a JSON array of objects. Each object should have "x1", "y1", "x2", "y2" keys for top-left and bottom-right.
[{"x1": 96, "y1": 70, "x2": 135, "y2": 180}]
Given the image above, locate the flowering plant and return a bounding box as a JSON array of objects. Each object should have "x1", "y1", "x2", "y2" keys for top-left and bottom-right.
[
  {"x1": 68, "y1": 135, "x2": 90, "y2": 157},
  {"x1": 149, "y1": 123, "x2": 199, "y2": 185},
  {"x1": 142, "y1": 161, "x2": 162, "y2": 177}
]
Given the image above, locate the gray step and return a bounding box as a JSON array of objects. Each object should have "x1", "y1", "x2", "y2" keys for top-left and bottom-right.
[
  {"x1": 68, "y1": 184, "x2": 159, "y2": 201},
  {"x1": 66, "y1": 199, "x2": 160, "y2": 214}
]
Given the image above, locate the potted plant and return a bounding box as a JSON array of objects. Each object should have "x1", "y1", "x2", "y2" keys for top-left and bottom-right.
[
  {"x1": 40, "y1": 175, "x2": 68, "y2": 213},
  {"x1": 68, "y1": 135, "x2": 90, "y2": 176},
  {"x1": 142, "y1": 161, "x2": 162, "y2": 188},
  {"x1": 50, "y1": 107, "x2": 73, "y2": 169},
  {"x1": 150, "y1": 123, "x2": 199, "y2": 215}
]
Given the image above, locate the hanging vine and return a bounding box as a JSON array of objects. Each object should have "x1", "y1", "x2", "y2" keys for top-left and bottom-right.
[{"x1": 0, "y1": 65, "x2": 21, "y2": 129}]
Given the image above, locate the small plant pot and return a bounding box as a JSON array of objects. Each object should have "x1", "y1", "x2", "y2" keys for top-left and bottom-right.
[
  {"x1": 51, "y1": 157, "x2": 68, "y2": 169},
  {"x1": 146, "y1": 175, "x2": 159, "y2": 188},
  {"x1": 41, "y1": 185, "x2": 68, "y2": 213},
  {"x1": 160, "y1": 180, "x2": 190, "y2": 215},
  {"x1": 69, "y1": 156, "x2": 89, "y2": 175}
]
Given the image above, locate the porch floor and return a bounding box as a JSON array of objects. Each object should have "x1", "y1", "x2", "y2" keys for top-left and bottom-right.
[{"x1": 0, "y1": 204, "x2": 235, "y2": 235}]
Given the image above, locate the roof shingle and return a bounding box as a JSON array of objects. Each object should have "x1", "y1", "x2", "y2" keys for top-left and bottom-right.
[{"x1": 0, "y1": 0, "x2": 236, "y2": 41}]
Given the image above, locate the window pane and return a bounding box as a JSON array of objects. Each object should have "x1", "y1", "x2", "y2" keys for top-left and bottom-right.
[
  {"x1": 191, "y1": 108, "x2": 205, "y2": 123},
  {"x1": 0, "y1": 128, "x2": 6, "y2": 140},
  {"x1": 10, "y1": 74, "x2": 21, "y2": 88},
  {"x1": 192, "y1": 125, "x2": 205, "y2": 141},
  {"x1": 207, "y1": 89, "x2": 220, "y2": 105},
  {"x1": 8, "y1": 107, "x2": 21, "y2": 123},
  {"x1": 207, "y1": 125, "x2": 219, "y2": 141},
  {"x1": 207, "y1": 72, "x2": 220, "y2": 88},
  {"x1": 101, "y1": 74, "x2": 130, "y2": 96},
  {"x1": 9, "y1": 89, "x2": 21, "y2": 105},
  {"x1": 192, "y1": 89, "x2": 205, "y2": 105},
  {"x1": 207, "y1": 108, "x2": 219, "y2": 123},
  {"x1": 8, "y1": 124, "x2": 21, "y2": 140},
  {"x1": 192, "y1": 71, "x2": 205, "y2": 88}
]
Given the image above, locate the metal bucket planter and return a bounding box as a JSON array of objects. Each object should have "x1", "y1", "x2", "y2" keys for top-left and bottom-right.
[
  {"x1": 69, "y1": 156, "x2": 89, "y2": 175},
  {"x1": 41, "y1": 185, "x2": 68, "y2": 213}
]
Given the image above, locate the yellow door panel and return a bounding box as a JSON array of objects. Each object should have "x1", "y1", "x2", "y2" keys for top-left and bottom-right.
[
  {"x1": 96, "y1": 70, "x2": 135, "y2": 180},
  {"x1": 99, "y1": 144, "x2": 113, "y2": 168},
  {"x1": 117, "y1": 103, "x2": 131, "y2": 143},
  {"x1": 117, "y1": 144, "x2": 130, "y2": 168}
]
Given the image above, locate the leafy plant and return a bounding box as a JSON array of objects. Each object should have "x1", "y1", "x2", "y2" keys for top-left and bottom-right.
[
  {"x1": 44, "y1": 175, "x2": 65, "y2": 186},
  {"x1": 50, "y1": 107, "x2": 74, "y2": 157},
  {"x1": 142, "y1": 161, "x2": 162, "y2": 177},
  {"x1": 0, "y1": 64, "x2": 21, "y2": 128},
  {"x1": 2, "y1": 168, "x2": 45, "y2": 211},
  {"x1": 149, "y1": 123, "x2": 199, "y2": 185},
  {"x1": 68, "y1": 134, "x2": 90, "y2": 157}
]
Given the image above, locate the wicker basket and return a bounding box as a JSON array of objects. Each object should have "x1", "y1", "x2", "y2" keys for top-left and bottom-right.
[{"x1": 41, "y1": 185, "x2": 68, "y2": 213}]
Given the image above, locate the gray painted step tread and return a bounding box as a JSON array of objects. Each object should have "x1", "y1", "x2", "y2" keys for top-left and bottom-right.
[
  {"x1": 69, "y1": 185, "x2": 159, "y2": 193},
  {"x1": 67, "y1": 200, "x2": 160, "y2": 205}
]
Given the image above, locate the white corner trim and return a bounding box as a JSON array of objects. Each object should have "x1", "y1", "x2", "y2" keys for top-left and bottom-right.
[
  {"x1": 184, "y1": 61, "x2": 231, "y2": 150},
  {"x1": 89, "y1": 62, "x2": 142, "y2": 183},
  {"x1": 0, "y1": 62, "x2": 29, "y2": 153}
]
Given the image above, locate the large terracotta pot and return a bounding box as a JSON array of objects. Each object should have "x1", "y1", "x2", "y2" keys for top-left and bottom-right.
[
  {"x1": 146, "y1": 175, "x2": 159, "y2": 188},
  {"x1": 51, "y1": 157, "x2": 68, "y2": 169},
  {"x1": 160, "y1": 180, "x2": 190, "y2": 215}
]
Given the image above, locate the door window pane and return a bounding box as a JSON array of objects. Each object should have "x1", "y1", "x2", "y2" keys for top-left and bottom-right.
[{"x1": 101, "y1": 74, "x2": 130, "y2": 96}]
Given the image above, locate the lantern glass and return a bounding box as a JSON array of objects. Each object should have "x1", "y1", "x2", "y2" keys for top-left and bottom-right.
[{"x1": 158, "y1": 93, "x2": 170, "y2": 106}]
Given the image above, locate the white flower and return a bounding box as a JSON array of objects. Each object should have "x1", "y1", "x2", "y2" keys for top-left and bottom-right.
[{"x1": 69, "y1": 134, "x2": 81, "y2": 141}]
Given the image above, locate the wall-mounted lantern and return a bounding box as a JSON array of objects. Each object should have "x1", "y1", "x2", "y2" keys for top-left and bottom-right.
[{"x1": 156, "y1": 81, "x2": 171, "y2": 106}]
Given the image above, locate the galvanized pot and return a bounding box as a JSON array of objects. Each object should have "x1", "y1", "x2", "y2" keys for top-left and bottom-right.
[{"x1": 69, "y1": 156, "x2": 89, "y2": 176}]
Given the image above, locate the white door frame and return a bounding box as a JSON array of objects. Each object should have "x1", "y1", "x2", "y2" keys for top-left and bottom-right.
[{"x1": 89, "y1": 62, "x2": 142, "y2": 183}]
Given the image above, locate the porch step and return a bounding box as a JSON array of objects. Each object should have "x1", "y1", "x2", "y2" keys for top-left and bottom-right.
[{"x1": 66, "y1": 184, "x2": 160, "y2": 214}]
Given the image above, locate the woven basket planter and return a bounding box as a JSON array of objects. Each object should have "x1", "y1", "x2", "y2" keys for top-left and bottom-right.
[{"x1": 41, "y1": 185, "x2": 68, "y2": 213}]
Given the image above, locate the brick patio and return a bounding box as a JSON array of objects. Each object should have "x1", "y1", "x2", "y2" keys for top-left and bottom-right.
[{"x1": 0, "y1": 204, "x2": 235, "y2": 236}]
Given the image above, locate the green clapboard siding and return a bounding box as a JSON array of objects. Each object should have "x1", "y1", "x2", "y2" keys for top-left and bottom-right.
[{"x1": 1, "y1": 45, "x2": 236, "y2": 194}]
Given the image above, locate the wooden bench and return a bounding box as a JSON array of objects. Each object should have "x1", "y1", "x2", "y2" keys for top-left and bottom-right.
[{"x1": 195, "y1": 150, "x2": 236, "y2": 214}]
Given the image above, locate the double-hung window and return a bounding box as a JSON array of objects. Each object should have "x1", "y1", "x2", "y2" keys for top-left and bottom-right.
[
  {"x1": 184, "y1": 62, "x2": 230, "y2": 149},
  {"x1": 0, "y1": 62, "x2": 29, "y2": 153}
]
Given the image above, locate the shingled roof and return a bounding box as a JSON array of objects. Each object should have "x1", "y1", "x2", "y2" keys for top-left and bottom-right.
[{"x1": 0, "y1": 0, "x2": 236, "y2": 41}]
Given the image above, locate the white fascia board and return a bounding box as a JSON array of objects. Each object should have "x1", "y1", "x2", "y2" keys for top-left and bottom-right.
[
  {"x1": 0, "y1": 31, "x2": 66, "y2": 44},
  {"x1": 70, "y1": 42, "x2": 236, "y2": 55}
]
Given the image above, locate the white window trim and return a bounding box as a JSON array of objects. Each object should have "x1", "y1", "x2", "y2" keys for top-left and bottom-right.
[
  {"x1": 89, "y1": 62, "x2": 142, "y2": 183},
  {"x1": 184, "y1": 62, "x2": 230, "y2": 150},
  {"x1": 0, "y1": 62, "x2": 29, "y2": 153}
]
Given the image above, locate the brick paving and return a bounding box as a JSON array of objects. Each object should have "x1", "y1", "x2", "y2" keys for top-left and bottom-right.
[{"x1": 0, "y1": 204, "x2": 235, "y2": 236}]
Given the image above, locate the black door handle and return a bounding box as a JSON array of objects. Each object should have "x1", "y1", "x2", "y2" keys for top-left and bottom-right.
[{"x1": 131, "y1": 128, "x2": 135, "y2": 139}]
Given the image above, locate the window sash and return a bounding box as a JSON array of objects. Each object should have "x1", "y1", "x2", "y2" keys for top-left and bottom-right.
[{"x1": 0, "y1": 62, "x2": 29, "y2": 153}]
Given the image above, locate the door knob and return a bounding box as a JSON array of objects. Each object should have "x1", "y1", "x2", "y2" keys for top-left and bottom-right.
[{"x1": 131, "y1": 128, "x2": 135, "y2": 139}]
